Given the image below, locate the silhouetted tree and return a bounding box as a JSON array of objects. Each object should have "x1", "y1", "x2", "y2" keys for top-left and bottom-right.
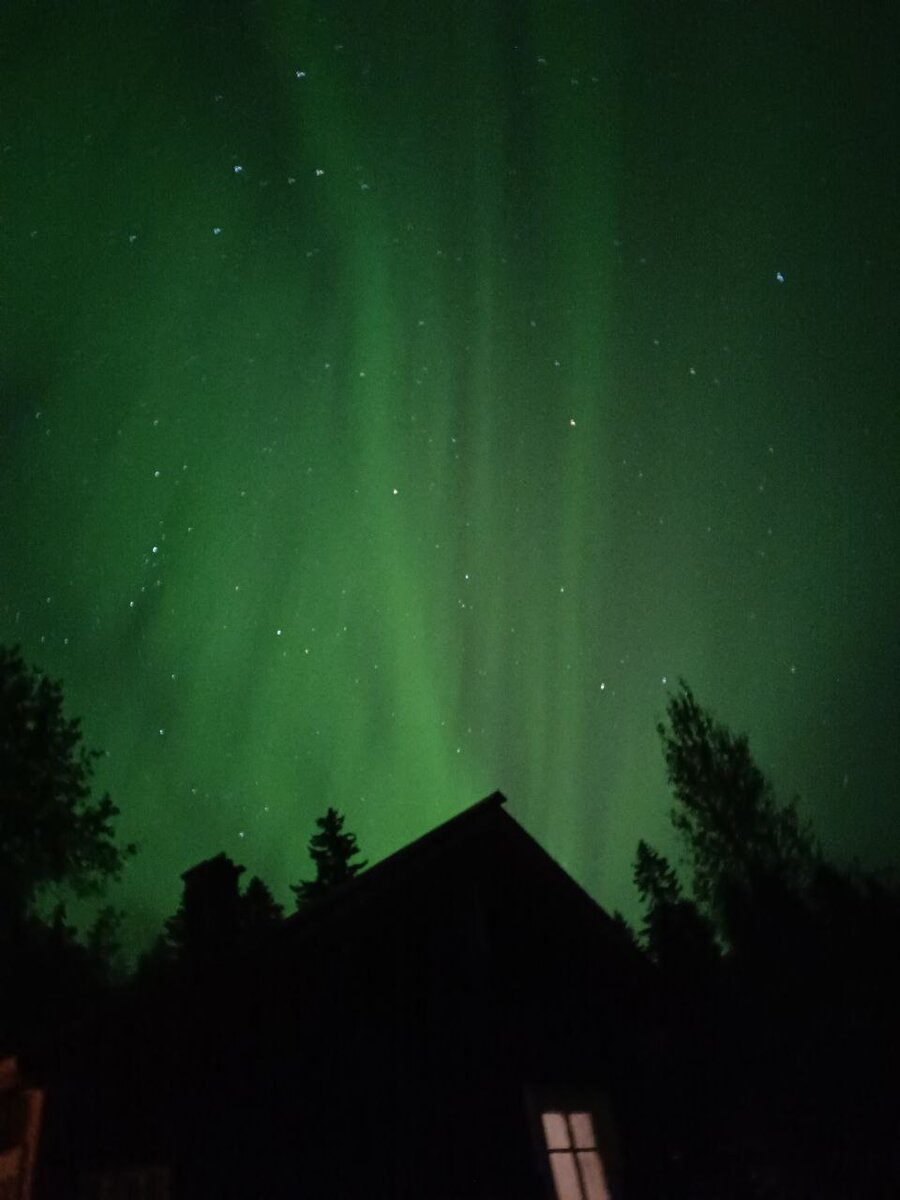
[
  {"x1": 0, "y1": 646, "x2": 135, "y2": 1052},
  {"x1": 132, "y1": 931, "x2": 177, "y2": 990},
  {"x1": 240, "y1": 875, "x2": 283, "y2": 934},
  {"x1": 0, "y1": 644, "x2": 135, "y2": 936},
  {"x1": 633, "y1": 839, "x2": 717, "y2": 977},
  {"x1": 291, "y1": 807, "x2": 367, "y2": 908},
  {"x1": 631, "y1": 681, "x2": 900, "y2": 1197},
  {"x1": 654, "y1": 680, "x2": 819, "y2": 947},
  {"x1": 82, "y1": 903, "x2": 127, "y2": 984}
]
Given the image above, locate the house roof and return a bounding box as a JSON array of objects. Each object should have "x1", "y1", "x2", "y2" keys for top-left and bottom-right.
[
  {"x1": 272, "y1": 789, "x2": 646, "y2": 976},
  {"x1": 280, "y1": 788, "x2": 509, "y2": 929}
]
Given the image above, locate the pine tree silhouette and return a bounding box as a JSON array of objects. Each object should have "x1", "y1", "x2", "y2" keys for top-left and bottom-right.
[
  {"x1": 240, "y1": 875, "x2": 284, "y2": 934},
  {"x1": 291, "y1": 807, "x2": 367, "y2": 909}
]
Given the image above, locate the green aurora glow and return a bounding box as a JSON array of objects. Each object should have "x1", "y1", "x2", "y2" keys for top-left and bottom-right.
[{"x1": 2, "y1": 0, "x2": 898, "y2": 948}]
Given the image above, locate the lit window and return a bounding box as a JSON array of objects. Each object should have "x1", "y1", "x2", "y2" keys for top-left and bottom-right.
[{"x1": 541, "y1": 1110, "x2": 611, "y2": 1200}]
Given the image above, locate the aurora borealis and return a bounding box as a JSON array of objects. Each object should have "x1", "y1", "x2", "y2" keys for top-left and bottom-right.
[{"x1": 2, "y1": 0, "x2": 898, "y2": 950}]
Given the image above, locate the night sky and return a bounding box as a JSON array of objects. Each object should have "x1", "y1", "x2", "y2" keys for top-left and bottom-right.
[{"x1": 2, "y1": 0, "x2": 898, "y2": 950}]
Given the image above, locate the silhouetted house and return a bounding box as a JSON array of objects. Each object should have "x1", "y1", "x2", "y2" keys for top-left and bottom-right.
[{"x1": 35, "y1": 792, "x2": 660, "y2": 1199}]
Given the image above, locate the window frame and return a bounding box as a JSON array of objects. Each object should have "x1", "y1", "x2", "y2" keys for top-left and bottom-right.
[{"x1": 524, "y1": 1086, "x2": 620, "y2": 1200}]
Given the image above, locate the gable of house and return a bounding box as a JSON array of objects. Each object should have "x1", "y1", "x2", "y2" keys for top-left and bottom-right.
[{"x1": 36, "y1": 793, "x2": 655, "y2": 1200}]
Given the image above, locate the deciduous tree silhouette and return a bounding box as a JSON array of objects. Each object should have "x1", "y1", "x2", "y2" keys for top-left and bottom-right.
[
  {"x1": 0, "y1": 645, "x2": 134, "y2": 1052},
  {"x1": 0, "y1": 644, "x2": 135, "y2": 935},
  {"x1": 631, "y1": 681, "x2": 900, "y2": 1197},
  {"x1": 632, "y1": 681, "x2": 820, "y2": 980},
  {"x1": 291, "y1": 807, "x2": 367, "y2": 909},
  {"x1": 658, "y1": 680, "x2": 819, "y2": 945}
]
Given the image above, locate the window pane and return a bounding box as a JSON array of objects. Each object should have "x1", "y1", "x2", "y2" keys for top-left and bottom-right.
[
  {"x1": 548, "y1": 1151, "x2": 583, "y2": 1200},
  {"x1": 542, "y1": 1111, "x2": 571, "y2": 1150},
  {"x1": 577, "y1": 1150, "x2": 611, "y2": 1200},
  {"x1": 569, "y1": 1111, "x2": 596, "y2": 1149}
]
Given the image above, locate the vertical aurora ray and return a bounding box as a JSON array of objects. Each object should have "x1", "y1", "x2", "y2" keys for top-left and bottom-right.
[{"x1": 2, "y1": 0, "x2": 898, "y2": 948}]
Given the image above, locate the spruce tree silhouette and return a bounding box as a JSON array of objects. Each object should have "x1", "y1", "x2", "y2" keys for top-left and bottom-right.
[
  {"x1": 239, "y1": 875, "x2": 284, "y2": 934},
  {"x1": 291, "y1": 807, "x2": 367, "y2": 909},
  {"x1": 633, "y1": 839, "x2": 717, "y2": 978}
]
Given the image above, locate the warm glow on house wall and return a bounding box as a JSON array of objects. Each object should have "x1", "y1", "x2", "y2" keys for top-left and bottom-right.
[{"x1": 0, "y1": 1058, "x2": 44, "y2": 1200}]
